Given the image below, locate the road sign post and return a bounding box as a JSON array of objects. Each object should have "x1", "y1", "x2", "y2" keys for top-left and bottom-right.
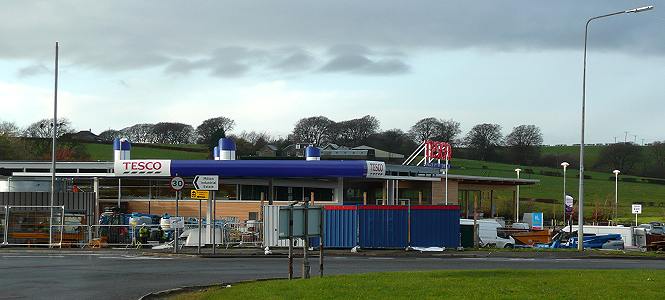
[
  {"x1": 171, "y1": 177, "x2": 184, "y2": 254},
  {"x1": 192, "y1": 176, "x2": 219, "y2": 254},
  {"x1": 632, "y1": 204, "x2": 642, "y2": 226}
]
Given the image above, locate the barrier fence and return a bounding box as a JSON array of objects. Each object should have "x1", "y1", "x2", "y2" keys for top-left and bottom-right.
[
  {"x1": 2, "y1": 205, "x2": 66, "y2": 247},
  {"x1": 0, "y1": 217, "x2": 264, "y2": 249}
]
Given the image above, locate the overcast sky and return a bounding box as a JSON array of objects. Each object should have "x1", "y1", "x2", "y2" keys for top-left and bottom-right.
[{"x1": 1, "y1": 1, "x2": 664, "y2": 145}]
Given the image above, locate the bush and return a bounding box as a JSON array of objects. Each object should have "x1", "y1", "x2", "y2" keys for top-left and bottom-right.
[
  {"x1": 540, "y1": 170, "x2": 563, "y2": 177},
  {"x1": 576, "y1": 174, "x2": 592, "y2": 179},
  {"x1": 621, "y1": 177, "x2": 638, "y2": 183},
  {"x1": 524, "y1": 168, "x2": 534, "y2": 174}
]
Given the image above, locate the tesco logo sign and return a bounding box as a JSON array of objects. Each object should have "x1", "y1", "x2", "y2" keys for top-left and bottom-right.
[
  {"x1": 123, "y1": 161, "x2": 162, "y2": 171},
  {"x1": 114, "y1": 160, "x2": 171, "y2": 177}
]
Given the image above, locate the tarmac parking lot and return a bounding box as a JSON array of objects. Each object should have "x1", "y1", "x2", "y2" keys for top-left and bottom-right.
[{"x1": 2, "y1": 249, "x2": 665, "y2": 299}]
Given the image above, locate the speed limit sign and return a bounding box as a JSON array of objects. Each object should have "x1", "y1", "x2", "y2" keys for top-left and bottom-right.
[{"x1": 170, "y1": 176, "x2": 185, "y2": 191}]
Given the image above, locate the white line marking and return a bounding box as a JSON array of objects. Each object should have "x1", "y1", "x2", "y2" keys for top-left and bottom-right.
[{"x1": 2, "y1": 255, "x2": 65, "y2": 258}]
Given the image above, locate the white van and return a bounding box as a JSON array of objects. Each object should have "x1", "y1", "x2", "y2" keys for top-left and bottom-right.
[{"x1": 461, "y1": 219, "x2": 515, "y2": 248}]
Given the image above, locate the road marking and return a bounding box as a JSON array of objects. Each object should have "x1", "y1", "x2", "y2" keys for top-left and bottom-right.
[
  {"x1": 2, "y1": 255, "x2": 65, "y2": 258},
  {"x1": 368, "y1": 257, "x2": 394, "y2": 260},
  {"x1": 98, "y1": 255, "x2": 173, "y2": 260}
]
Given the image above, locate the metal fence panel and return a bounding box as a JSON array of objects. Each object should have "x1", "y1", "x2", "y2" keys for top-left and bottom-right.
[
  {"x1": 359, "y1": 206, "x2": 408, "y2": 249},
  {"x1": 323, "y1": 206, "x2": 357, "y2": 248},
  {"x1": 410, "y1": 206, "x2": 460, "y2": 248}
]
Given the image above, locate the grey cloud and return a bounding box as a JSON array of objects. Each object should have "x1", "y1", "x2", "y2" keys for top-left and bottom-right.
[
  {"x1": 320, "y1": 54, "x2": 409, "y2": 75},
  {"x1": 17, "y1": 63, "x2": 49, "y2": 77},
  {"x1": 3, "y1": 0, "x2": 662, "y2": 75},
  {"x1": 271, "y1": 51, "x2": 315, "y2": 71}
]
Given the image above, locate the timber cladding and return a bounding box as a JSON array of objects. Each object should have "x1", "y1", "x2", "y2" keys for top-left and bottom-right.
[
  {"x1": 126, "y1": 200, "x2": 269, "y2": 221},
  {"x1": 0, "y1": 192, "x2": 96, "y2": 225}
]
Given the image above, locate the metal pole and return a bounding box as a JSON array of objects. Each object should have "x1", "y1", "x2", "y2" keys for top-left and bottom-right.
[
  {"x1": 515, "y1": 172, "x2": 520, "y2": 223},
  {"x1": 4, "y1": 206, "x2": 8, "y2": 245},
  {"x1": 319, "y1": 208, "x2": 324, "y2": 278},
  {"x1": 212, "y1": 191, "x2": 216, "y2": 255},
  {"x1": 174, "y1": 190, "x2": 180, "y2": 254},
  {"x1": 50, "y1": 41, "x2": 59, "y2": 248},
  {"x1": 579, "y1": 8, "x2": 641, "y2": 251},
  {"x1": 288, "y1": 206, "x2": 293, "y2": 280},
  {"x1": 562, "y1": 167, "x2": 566, "y2": 225},
  {"x1": 59, "y1": 206, "x2": 65, "y2": 248},
  {"x1": 198, "y1": 198, "x2": 201, "y2": 255},
  {"x1": 303, "y1": 196, "x2": 311, "y2": 279},
  {"x1": 614, "y1": 173, "x2": 618, "y2": 224},
  {"x1": 473, "y1": 192, "x2": 479, "y2": 249},
  {"x1": 445, "y1": 157, "x2": 449, "y2": 205}
]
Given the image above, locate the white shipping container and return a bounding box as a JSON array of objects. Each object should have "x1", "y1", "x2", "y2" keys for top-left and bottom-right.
[{"x1": 562, "y1": 225, "x2": 635, "y2": 248}]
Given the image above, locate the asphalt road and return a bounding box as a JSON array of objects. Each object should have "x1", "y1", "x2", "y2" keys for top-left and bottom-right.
[{"x1": 1, "y1": 250, "x2": 664, "y2": 299}]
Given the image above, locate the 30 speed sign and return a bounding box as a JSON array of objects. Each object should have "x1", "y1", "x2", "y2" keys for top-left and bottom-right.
[{"x1": 170, "y1": 176, "x2": 185, "y2": 191}]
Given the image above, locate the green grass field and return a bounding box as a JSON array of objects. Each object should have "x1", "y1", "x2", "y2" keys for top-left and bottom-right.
[
  {"x1": 450, "y1": 158, "x2": 665, "y2": 219},
  {"x1": 83, "y1": 143, "x2": 208, "y2": 161},
  {"x1": 173, "y1": 270, "x2": 665, "y2": 300}
]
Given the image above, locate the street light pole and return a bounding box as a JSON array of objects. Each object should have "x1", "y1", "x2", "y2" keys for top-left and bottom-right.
[
  {"x1": 561, "y1": 162, "x2": 569, "y2": 225},
  {"x1": 578, "y1": 5, "x2": 653, "y2": 251},
  {"x1": 514, "y1": 168, "x2": 521, "y2": 223},
  {"x1": 49, "y1": 41, "x2": 59, "y2": 248},
  {"x1": 613, "y1": 170, "x2": 620, "y2": 224}
]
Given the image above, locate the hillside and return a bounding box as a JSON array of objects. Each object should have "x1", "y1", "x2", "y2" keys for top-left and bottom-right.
[{"x1": 450, "y1": 158, "x2": 665, "y2": 221}]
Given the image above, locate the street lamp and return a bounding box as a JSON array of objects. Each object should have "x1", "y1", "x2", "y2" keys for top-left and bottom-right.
[
  {"x1": 578, "y1": 5, "x2": 653, "y2": 251},
  {"x1": 561, "y1": 162, "x2": 570, "y2": 225},
  {"x1": 49, "y1": 41, "x2": 59, "y2": 248},
  {"x1": 613, "y1": 169, "x2": 620, "y2": 224},
  {"x1": 515, "y1": 168, "x2": 522, "y2": 223}
]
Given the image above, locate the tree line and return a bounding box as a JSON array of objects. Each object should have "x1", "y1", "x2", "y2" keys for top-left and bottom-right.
[{"x1": 2, "y1": 116, "x2": 665, "y2": 178}]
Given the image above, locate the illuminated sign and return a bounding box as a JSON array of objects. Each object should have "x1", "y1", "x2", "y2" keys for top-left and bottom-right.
[
  {"x1": 114, "y1": 160, "x2": 171, "y2": 176},
  {"x1": 366, "y1": 161, "x2": 386, "y2": 178}
]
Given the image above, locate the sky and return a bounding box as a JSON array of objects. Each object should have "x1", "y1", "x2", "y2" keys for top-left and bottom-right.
[{"x1": 1, "y1": 1, "x2": 664, "y2": 145}]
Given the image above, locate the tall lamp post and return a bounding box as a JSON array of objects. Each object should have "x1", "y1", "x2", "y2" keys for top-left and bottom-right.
[
  {"x1": 514, "y1": 168, "x2": 522, "y2": 223},
  {"x1": 49, "y1": 41, "x2": 59, "y2": 248},
  {"x1": 578, "y1": 5, "x2": 653, "y2": 251},
  {"x1": 561, "y1": 162, "x2": 569, "y2": 225},
  {"x1": 613, "y1": 170, "x2": 620, "y2": 224}
]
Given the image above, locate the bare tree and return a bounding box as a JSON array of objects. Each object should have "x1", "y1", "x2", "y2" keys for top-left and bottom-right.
[
  {"x1": 23, "y1": 118, "x2": 74, "y2": 138},
  {"x1": 0, "y1": 121, "x2": 20, "y2": 137},
  {"x1": 436, "y1": 119, "x2": 462, "y2": 144},
  {"x1": 195, "y1": 116, "x2": 236, "y2": 144},
  {"x1": 151, "y1": 122, "x2": 195, "y2": 144},
  {"x1": 99, "y1": 129, "x2": 123, "y2": 142},
  {"x1": 464, "y1": 123, "x2": 503, "y2": 161},
  {"x1": 408, "y1": 117, "x2": 441, "y2": 143},
  {"x1": 121, "y1": 124, "x2": 155, "y2": 143},
  {"x1": 291, "y1": 116, "x2": 334, "y2": 146},
  {"x1": 330, "y1": 115, "x2": 380, "y2": 146},
  {"x1": 505, "y1": 124, "x2": 543, "y2": 164}
]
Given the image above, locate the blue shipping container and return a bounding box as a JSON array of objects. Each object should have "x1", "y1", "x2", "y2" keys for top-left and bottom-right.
[{"x1": 324, "y1": 206, "x2": 358, "y2": 248}]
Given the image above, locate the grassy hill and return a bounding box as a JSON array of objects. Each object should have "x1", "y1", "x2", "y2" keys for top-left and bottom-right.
[
  {"x1": 450, "y1": 158, "x2": 665, "y2": 221},
  {"x1": 83, "y1": 143, "x2": 208, "y2": 161}
]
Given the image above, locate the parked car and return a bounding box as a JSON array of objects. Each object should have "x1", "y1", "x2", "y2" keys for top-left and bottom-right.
[{"x1": 460, "y1": 219, "x2": 515, "y2": 248}]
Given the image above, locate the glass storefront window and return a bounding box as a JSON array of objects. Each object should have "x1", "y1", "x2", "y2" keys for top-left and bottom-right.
[{"x1": 219, "y1": 184, "x2": 238, "y2": 200}]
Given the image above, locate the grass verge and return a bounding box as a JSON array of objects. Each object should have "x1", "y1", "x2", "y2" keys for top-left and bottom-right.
[{"x1": 171, "y1": 269, "x2": 665, "y2": 299}]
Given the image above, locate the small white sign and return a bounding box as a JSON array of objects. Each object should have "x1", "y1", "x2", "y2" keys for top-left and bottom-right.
[
  {"x1": 565, "y1": 195, "x2": 574, "y2": 207},
  {"x1": 170, "y1": 177, "x2": 184, "y2": 191},
  {"x1": 632, "y1": 204, "x2": 642, "y2": 214},
  {"x1": 193, "y1": 175, "x2": 219, "y2": 190}
]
